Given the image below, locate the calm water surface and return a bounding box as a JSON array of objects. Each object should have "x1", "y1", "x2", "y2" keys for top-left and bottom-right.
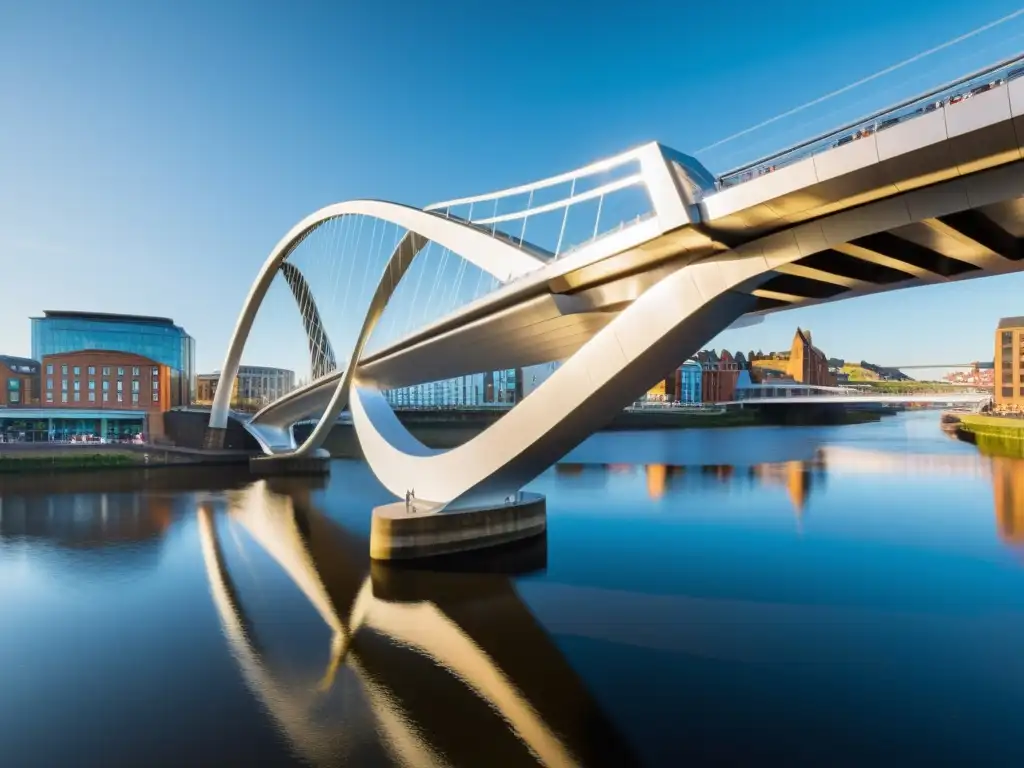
[{"x1": 2, "y1": 411, "x2": 1024, "y2": 766}]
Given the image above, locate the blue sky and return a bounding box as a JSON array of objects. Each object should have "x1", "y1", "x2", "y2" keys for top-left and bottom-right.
[{"x1": 3, "y1": 0, "x2": 1024, "y2": 378}]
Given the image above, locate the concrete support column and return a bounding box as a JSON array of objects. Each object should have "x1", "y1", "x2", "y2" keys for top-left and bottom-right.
[{"x1": 204, "y1": 426, "x2": 227, "y2": 450}]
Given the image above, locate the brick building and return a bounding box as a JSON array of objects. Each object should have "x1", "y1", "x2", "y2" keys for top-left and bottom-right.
[
  {"x1": 40, "y1": 350, "x2": 171, "y2": 412},
  {"x1": 786, "y1": 328, "x2": 836, "y2": 387},
  {"x1": 0, "y1": 355, "x2": 41, "y2": 407},
  {"x1": 697, "y1": 349, "x2": 742, "y2": 403},
  {"x1": 995, "y1": 316, "x2": 1024, "y2": 409}
]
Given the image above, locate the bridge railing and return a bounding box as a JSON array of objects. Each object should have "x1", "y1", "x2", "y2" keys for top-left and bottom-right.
[
  {"x1": 424, "y1": 144, "x2": 664, "y2": 261},
  {"x1": 718, "y1": 52, "x2": 1024, "y2": 189}
]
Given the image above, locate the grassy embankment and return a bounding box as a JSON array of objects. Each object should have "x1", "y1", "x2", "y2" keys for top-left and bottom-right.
[
  {"x1": 956, "y1": 414, "x2": 1024, "y2": 459},
  {"x1": 0, "y1": 452, "x2": 137, "y2": 473}
]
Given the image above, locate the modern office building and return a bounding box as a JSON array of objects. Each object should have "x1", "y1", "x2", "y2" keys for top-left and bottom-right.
[
  {"x1": 995, "y1": 316, "x2": 1024, "y2": 409},
  {"x1": 644, "y1": 358, "x2": 703, "y2": 403},
  {"x1": 0, "y1": 355, "x2": 41, "y2": 407},
  {"x1": 195, "y1": 366, "x2": 295, "y2": 412},
  {"x1": 31, "y1": 311, "x2": 196, "y2": 406},
  {"x1": 385, "y1": 369, "x2": 523, "y2": 408}
]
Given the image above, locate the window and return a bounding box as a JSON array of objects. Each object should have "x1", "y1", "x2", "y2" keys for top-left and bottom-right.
[
  {"x1": 7, "y1": 379, "x2": 19, "y2": 392},
  {"x1": 61, "y1": 393, "x2": 68, "y2": 403},
  {"x1": 117, "y1": 393, "x2": 123, "y2": 403},
  {"x1": 152, "y1": 392, "x2": 159, "y2": 402},
  {"x1": 117, "y1": 381, "x2": 123, "y2": 392},
  {"x1": 61, "y1": 379, "x2": 68, "y2": 391},
  {"x1": 46, "y1": 364, "x2": 53, "y2": 375},
  {"x1": 132, "y1": 380, "x2": 140, "y2": 393},
  {"x1": 132, "y1": 367, "x2": 140, "y2": 377},
  {"x1": 61, "y1": 364, "x2": 67, "y2": 375},
  {"x1": 88, "y1": 366, "x2": 95, "y2": 375},
  {"x1": 1003, "y1": 387, "x2": 1014, "y2": 398},
  {"x1": 102, "y1": 381, "x2": 109, "y2": 391},
  {"x1": 9, "y1": 392, "x2": 19, "y2": 404},
  {"x1": 73, "y1": 366, "x2": 80, "y2": 376},
  {"x1": 102, "y1": 367, "x2": 111, "y2": 376},
  {"x1": 152, "y1": 367, "x2": 159, "y2": 377},
  {"x1": 46, "y1": 378, "x2": 53, "y2": 390},
  {"x1": 1003, "y1": 331, "x2": 1014, "y2": 347},
  {"x1": 102, "y1": 393, "x2": 109, "y2": 403},
  {"x1": 117, "y1": 367, "x2": 124, "y2": 376},
  {"x1": 152, "y1": 380, "x2": 159, "y2": 390},
  {"x1": 88, "y1": 380, "x2": 95, "y2": 390},
  {"x1": 73, "y1": 380, "x2": 80, "y2": 391},
  {"x1": 88, "y1": 392, "x2": 96, "y2": 402},
  {"x1": 73, "y1": 392, "x2": 80, "y2": 402},
  {"x1": 46, "y1": 392, "x2": 53, "y2": 403},
  {"x1": 131, "y1": 393, "x2": 139, "y2": 404}
]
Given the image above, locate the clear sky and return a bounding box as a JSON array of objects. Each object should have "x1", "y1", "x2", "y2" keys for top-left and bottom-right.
[{"x1": 3, "y1": 0, "x2": 1024, "y2": 379}]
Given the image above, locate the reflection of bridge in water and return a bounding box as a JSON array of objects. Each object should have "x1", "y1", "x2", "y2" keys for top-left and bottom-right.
[{"x1": 198, "y1": 481, "x2": 637, "y2": 767}]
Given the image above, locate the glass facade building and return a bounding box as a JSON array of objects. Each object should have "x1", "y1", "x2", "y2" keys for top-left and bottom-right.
[
  {"x1": 384, "y1": 369, "x2": 522, "y2": 408},
  {"x1": 31, "y1": 311, "x2": 196, "y2": 407}
]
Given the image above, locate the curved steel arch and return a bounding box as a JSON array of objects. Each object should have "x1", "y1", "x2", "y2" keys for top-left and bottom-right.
[
  {"x1": 208, "y1": 200, "x2": 547, "y2": 457},
  {"x1": 279, "y1": 262, "x2": 338, "y2": 380},
  {"x1": 218, "y1": 153, "x2": 1024, "y2": 507}
]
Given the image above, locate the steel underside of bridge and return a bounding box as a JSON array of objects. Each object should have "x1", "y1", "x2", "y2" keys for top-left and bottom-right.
[{"x1": 212, "y1": 55, "x2": 1024, "y2": 514}]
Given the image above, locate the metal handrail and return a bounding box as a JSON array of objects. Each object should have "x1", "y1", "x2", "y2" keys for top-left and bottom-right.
[{"x1": 718, "y1": 51, "x2": 1024, "y2": 188}]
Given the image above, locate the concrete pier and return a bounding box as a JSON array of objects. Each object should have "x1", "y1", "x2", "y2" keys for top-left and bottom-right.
[
  {"x1": 370, "y1": 492, "x2": 546, "y2": 561},
  {"x1": 249, "y1": 450, "x2": 331, "y2": 476}
]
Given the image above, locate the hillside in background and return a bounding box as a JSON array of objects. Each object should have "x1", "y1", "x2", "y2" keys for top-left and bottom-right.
[{"x1": 827, "y1": 358, "x2": 914, "y2": 382}]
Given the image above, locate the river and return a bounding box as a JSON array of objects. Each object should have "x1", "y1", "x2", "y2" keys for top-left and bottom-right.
[{"x1": 2, "y1": 410, "x2": 1023, "y2": 766}]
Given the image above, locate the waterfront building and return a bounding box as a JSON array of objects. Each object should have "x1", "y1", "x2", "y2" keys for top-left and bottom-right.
[
  {"x1": 995, "y1": 316, "x2": 1024, "y2": 409},
  {"x1": 384, "y1": 369, "x2": 523, "y2": 408},
  {"x1": 0, "y1": 355, "x2": 41, "y2": 407},
  {"x1": 749, "y1": 328, "x2": 835, "y2": 388},
  {"x1": 40, "y1": 351, "x2": 170, "y2": 412},
  {"x1": 0, "y1": 408, "x2": 147, "y2": 443},
  {"x1": 31, "y1": 311, "x2": 196, "y2": 406},
  {"x1": 195, "y1": 366, "x2": 295, "y2": 412},
  {"x1": 787, "y1": 328, "x2": 835, "y2": 387},
  {"x1": 643, "y1": 359, "x2": 703, "y2": 403},
  {"x1": 697, "y1": 350, "x2": 742, "y2": 403}
]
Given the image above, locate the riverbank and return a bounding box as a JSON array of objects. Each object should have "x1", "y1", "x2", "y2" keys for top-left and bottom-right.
[
  {"x1": 0, "y1": 443, "x2": 253, "y2": 474},
  {"x1": 955, "y1": 414, "x2": 1024, "y2": 458}
]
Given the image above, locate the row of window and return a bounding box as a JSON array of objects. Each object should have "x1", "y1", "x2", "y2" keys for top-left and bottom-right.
[
  {"x1": 44, "y1": 364, "x2": 159, "y2": 378},
  {"x1": 45, "y1": 378, "x2": 157, "y2": 393},
  {"x1": 43, "y1": 391, "x2": 158, "y2": 404}
]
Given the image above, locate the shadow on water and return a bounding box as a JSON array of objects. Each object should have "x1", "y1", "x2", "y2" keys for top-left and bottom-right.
[{"x1": 200, "y1": 479, "x2": 639, "y2": 767}]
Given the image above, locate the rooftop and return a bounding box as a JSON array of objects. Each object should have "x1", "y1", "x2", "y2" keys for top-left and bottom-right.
[
  {"x1": 0, "y1": 355, "x2": 40, "y2": 372},
  {"x1": 35, "y1": 310, "x2": 180, "y2": 327},
  {"x1": 998, "y1": 316, "x2": 1024, "y2": 329}
]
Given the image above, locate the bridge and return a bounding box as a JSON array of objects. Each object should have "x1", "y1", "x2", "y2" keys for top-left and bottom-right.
[{"x1": 208, "y1": 52, "x2": 1024, "y2": 554}]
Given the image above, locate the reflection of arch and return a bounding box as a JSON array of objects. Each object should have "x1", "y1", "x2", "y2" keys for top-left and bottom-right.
[
  {"x1": 199, "y1": 485, "x2": 636, "y2": 766},
  {"x1": 279, "y1": 262, "x2": 338, "y2": 380}
]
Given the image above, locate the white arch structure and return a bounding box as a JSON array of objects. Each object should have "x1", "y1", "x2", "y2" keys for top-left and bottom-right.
[{"x1": 210, "y1": 59, "x2": 1024, "y2": 509}]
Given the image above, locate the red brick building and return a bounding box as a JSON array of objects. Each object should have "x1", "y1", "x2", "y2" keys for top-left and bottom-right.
[
  {"x1": 40, "y1": 350, "x2": 171, "y2": 412},
  {"x1": 697, "y1": 349, "x2": 742, "y2": 402},
  {"x1": 0, "y1": 355, "x2": 41, "y2": 407}
]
